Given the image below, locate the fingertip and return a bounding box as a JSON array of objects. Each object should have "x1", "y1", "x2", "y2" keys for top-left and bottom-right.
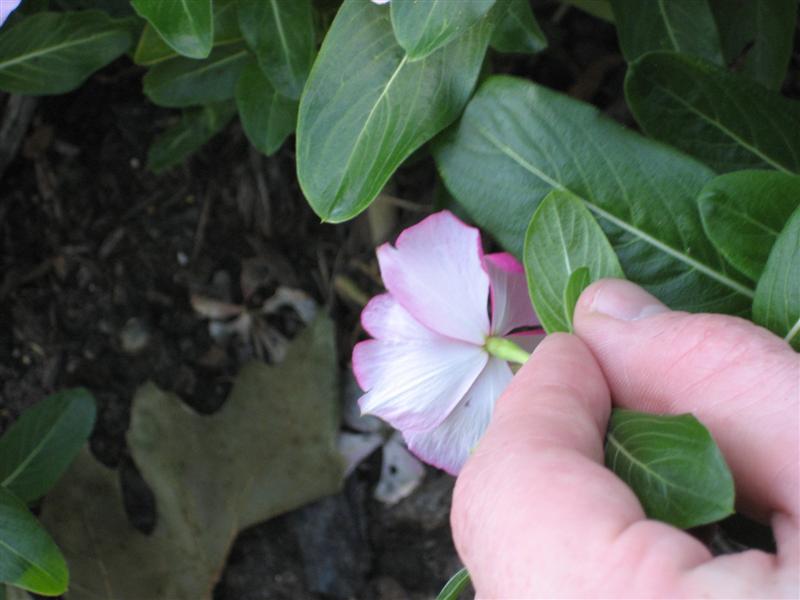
[
  {"x1": 575, "y1": 278, "x2": 668, "y2": 324},
  {"x1": 495, "y1": 332, "x2": 610, "y2": 435}
]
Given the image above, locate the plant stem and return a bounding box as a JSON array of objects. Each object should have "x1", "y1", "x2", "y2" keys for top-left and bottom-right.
[{"x1": 484, "y1": 337, "x2": 531, "y2": 365}]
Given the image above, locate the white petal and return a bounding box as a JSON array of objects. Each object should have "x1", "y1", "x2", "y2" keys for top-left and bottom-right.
[
  {"x1": 404, "y1": 358, "x2": 513, "y2": 475},
  {"x1": 353, "y1": 338, "x2": 487, "y2": 431},
  {"x1": 484, "y1": 252, "x2": 539, "y2": 336},
  {"x1": 377, "y1": 211, "x2": 490, "y2": 345},
  {"x1": 360, "y1": 293, "x2": 438, "y2": 341}
]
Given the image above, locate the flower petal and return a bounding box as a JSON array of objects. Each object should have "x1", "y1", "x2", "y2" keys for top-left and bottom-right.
[
  {"x1": 361, "y1": 293, "x2": 438, "y2": 341},
  {"x1": 377, "y1": 211, "x2": 490, "y2": 345},
  {"x1": 0, "y1": 0, "x2": 21, "y2": 26},
  {"x1": 404, "y1": 357, "x2": 512, "y2": 475},
  {"x1": 484, "y1": 252, "x2": 539, "y2": 336},
  {"x1": 353, "y1": 338, "x2": 487, "y2": 431}
]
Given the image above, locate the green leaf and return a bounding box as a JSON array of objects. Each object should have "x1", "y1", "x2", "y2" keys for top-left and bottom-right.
[
  {"x1": 0, "y1": 11, "x2": 132, "y2": 94},
  {"x1": 563, "y1": 267, "x2": 591, "y2": 331},
  {"x1": 235, "y1": 62, "x2": 297, "y2": 156},
  {"x1": 436, "y1": 567, "x2": 471, "y2": 600},
  {"x1": 434, "y1": 75, "x2": 752, "y2": 314},
  {"x1": 146, "y1": 102, "x2": 236, "y2": 173},
  {"x1": 563, "y1": 0, "x2": 614, "y2": 22},
  {"x1": 0, "y1": 389, "x2": 95, "y2": 503},
  {"x1": 490, "y1": 0, "x2": 546, "y2": 54},
  {"x1": 699, "y1": 171, "x2": 800, "y2": 281},
  {"x1": 390, "y1": 0, "x2": 495, "y2": 61},
  {"x1": 238, "y1": 0, "x2": 315, "y2": 100},
  {"x1": 609, "y1": 0, "x2": 723, "y2": 63},
  {"x1": 605, "y1": 409, "x2": 735, "y2": 529},
  {"x1": 143, "y1": 44, "x2": 250, "y2": 108},
  {"x1": 710, "y1": 0, "x2": 797, "y2": 90},
  {"x1": 625, "y1": 51, "x2": 800, "y2": 175},
  {"x1": 524, "y1": 190, "x2": 624, "y2": 334},
  {"x1": 297, "y1": 0, "x2": 495, "y2": 222},
  {"x1": 0, "y1": 488, "x2": 67, "y2": 596},
  {"x1": 134, "y1": 0, "x2": 240, "y2": 66},
  {"x1": 131, "y1": 0, "x2": 212, "y2": 59},
  {"x1": 753, "y1": 206, "x2": 800, "y2": 349}
]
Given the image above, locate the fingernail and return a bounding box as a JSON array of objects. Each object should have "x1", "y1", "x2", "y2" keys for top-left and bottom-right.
[{"x1": 588, "y1": 280, "x2": 669, "y2": 321}]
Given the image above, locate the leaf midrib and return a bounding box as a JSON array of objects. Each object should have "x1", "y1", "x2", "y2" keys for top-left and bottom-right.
[
  {"x1": 0, "y1": 531, "x2": 62, "y2": 588},
  {"x1": 1, "y1": 407, "x2": 67, "y2": 491},
  {"x1": 0, "y1": 28, "x2": 125, "y2": 71},
  {"x1": 656, "y1": 0, "x2": 680, "y2": 50},
  {"x1": 269, "y1": 0, "x2": 295, "y2": 82},
  {"x1": 474, "y1": 124, "x2": 755, "y2": 299},
  {"x1": 651, "y1": 80, "x2": 792, "y2": 174},
  {"x1": 606, "y1": 431, "x2": 727, "y2": 508},
  {"x1": 155, "y1": 49, "x2": 247, "y2": 89},
  {"x1": 324, "y1": 52, "x2": 409, "y2": 217}
]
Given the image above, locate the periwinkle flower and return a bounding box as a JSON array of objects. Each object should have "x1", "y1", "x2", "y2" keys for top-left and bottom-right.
[{"x1": 353, "y1": 211, "x2": 540, "y2": 474}]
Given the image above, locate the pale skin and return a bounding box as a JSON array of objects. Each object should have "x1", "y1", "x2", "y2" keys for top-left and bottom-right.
[{"x1": 452, "y1": 279, "x2": 799, "y2": 598}]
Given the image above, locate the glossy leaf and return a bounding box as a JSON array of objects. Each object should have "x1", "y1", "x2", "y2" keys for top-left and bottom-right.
[
  {"x1": 297, "y1": 0, "x2": 494, "y2": 222},
  {"x1": 436, "y1": 567, "x2": 470, "y2": 600},
  {"x1": 143, "y1": 44, "x2": 249, "y2": 108},
  {"x1": 490, "y1": 0, "x2": 546, "y2": 54},
  {"x1": 390, "y1": 0, "x2": 495, "y2": 61},
  {"x1": 524, "y1": 190, "x2": 624, "y2": 333},
  {"x1": 0, "y1": 388, "x2": 95, "y2": 503},
  {"x1": 0, "y1": 10, "x2": 132, "y2": 94},
  {"x1": 563, "y1": 267, "x2": 591, "y2": 332},
  {"x1": 0, "y1": 487, "x2": 67, "y2": 596},
  {"x1": 238, "y1": 0, "x2": 315, "y2": 100},
  {"x1": 235, "y1": 62, "x2": 297, "y2": 156},
  {"x1": 609, "y1": 0, "x2": 722, "y2": 63},
  {"x1": 131, "y1": 0, "x2": 212, "y2": 59},
  {"x1": 753, "y1": 206, "x2": 800, "y2": 350},
  {"x1": 563, "y1": 0, "x2": 614, "y2": 22},
  {"x1": 606, "y1": 409, "x2": 735, "y2": 529},
  {"x1": 434, "y1": 75, "x2": 752, "y2": 314},
  {"x1": 147, "y1": 102, "x2": 236, "y2": 173},
  {"x1": 625, "y1": 51, "x2": 800, "y2": 174},
  {"x1": 710, "y1": 0, "x2": 797, "y2": 90},
  {"x1": 699, "y1": 171, "x2": 800, "y2": 281},
  {"x1": 134, "y1": 0, "x2": 239, "y2": 66}
]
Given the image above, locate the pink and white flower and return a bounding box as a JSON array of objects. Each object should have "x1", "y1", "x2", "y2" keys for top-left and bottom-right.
[{"x1": 353, "y1": 211, "x2": 541, "y2": 474}]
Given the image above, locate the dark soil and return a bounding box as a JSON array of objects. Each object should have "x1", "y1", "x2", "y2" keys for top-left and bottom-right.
[{"x1": 2, "y1": 2, "x2": 794, "y2": 598}]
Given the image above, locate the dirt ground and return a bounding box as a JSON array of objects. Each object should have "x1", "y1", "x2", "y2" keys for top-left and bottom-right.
[{"x1": 1, "y1": 3, "x2": 793, "y2": 598}]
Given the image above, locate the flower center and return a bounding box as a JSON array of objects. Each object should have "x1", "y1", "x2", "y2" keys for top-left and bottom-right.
[{"x1": 483, "y1": 337, "x2": 531, "y2": 365}]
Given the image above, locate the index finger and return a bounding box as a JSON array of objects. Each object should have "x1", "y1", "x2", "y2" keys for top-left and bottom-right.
[
  {"x1": 451, "y1": 334, "x2": 711, "y2": 598},
  {"x1": 573, "y1": 279, "x2": 800, "y2": 521}
]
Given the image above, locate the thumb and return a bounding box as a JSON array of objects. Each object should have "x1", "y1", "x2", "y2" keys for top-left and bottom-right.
[{"x1": 573, "y1": 279, "x2": 800, "y2": 521}]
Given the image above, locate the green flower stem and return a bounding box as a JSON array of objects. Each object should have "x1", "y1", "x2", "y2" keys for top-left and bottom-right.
[{"x1": 484, "y1": 337, "x2": 531, "y2": 365}]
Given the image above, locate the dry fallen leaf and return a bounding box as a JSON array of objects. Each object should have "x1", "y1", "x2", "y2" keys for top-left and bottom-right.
[{"x1": 40, "y1": 316, "x2": 344, "y2": 600}]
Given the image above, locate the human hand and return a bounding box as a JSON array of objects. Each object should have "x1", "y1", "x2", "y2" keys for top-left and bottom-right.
[{"x1": 452, "y1": 279, "x2": 799, "y2": 598}]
